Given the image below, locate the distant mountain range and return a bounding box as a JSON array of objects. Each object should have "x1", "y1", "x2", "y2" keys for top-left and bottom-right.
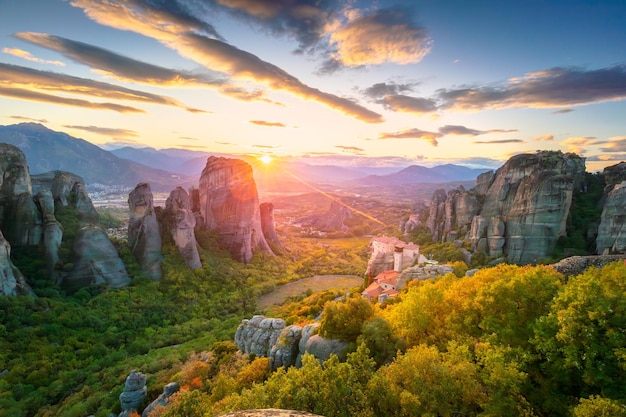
[{"x1": 0, "y1": 123, "x2": 492, "y2": 193}]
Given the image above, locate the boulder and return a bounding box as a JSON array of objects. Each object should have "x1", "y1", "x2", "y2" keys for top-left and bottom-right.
[
  {"x1": 141, "y1": 382, "x2": 179, "y2": 417},
  {"x1": 164, "y1": 187, "x2": 201, "y2": 270},
  {"x1": 551, "y1": 255, "x2": 626, "y2": 277},
  {"x1": 118, "y1": 370, "x2": 147, "y2": 416},
  {"x1": 0, "y1": 230, "x2": 33, "y2": 296},
  {"x1": 596, "y1": 181, "x2": 626, "y2": 254},
  {"x1": 128, "y1": 183, "x2": 162, "y2": 280},
  {"x1": 65, "y1": 226, "x2": 130, "y2": 290},
  {"x1": 198, "y1": 157, "x2": 273, "y2": 263}
]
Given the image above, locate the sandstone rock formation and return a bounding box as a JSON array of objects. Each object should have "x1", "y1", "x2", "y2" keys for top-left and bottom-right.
[
  {"x1": 260, "y1": 202, "x2": 284, "y2": 252},
  {"x1": 164, "y1": 187, "x2": 201, "y2": 270},
  {"x1": 426, "y1": 151, "x2": 586, "y2": 264},
  {"x1": 66, "y1": 226, "x2": 130, "y2": 290},
  {"x1": 199, "y1": 157, "x2": 273, "y2": 263},
  {"x1": 128, "y1": 183, "x2": 162, "y2": 280},
  {"x1": 118, "y1": 370, "x2": 147, "y2": 417},
  {"x1": 0, "y1": 230, "x2": 32, "y2": 296},
  {"x1": 596, "y1": 180, "x2": 626, "y2": 254},
  {"x1": 235, "y1": 316, "x2": 348, "y2": 371},
  {"x1": 141, "y1": 382, "x2": 179, "y2": 417},
  {"x1": 295, "y1": 200, "x2": 353, "y2": 232}
]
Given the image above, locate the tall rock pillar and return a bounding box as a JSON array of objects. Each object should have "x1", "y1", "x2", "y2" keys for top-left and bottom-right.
[{"x1": 128, "y1": 183, "x2": 162, "y2": 280}]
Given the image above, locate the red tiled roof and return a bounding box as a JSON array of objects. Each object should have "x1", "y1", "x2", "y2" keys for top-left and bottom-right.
[
  {"x1": 362, "y1": 283, "x2": 384, "y2": 298},
  {"x1": 375, "y1": 270, "x2": 399, "y2": 285}
]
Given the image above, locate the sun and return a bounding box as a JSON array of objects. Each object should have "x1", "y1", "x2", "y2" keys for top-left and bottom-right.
[{"x1": 259, "y1": 154, "x2": 273, "y2": 164}]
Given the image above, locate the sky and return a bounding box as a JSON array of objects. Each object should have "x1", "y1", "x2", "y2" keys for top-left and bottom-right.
[{"x1": 0, "y1": 0, "x2": 625, "y2": 172}]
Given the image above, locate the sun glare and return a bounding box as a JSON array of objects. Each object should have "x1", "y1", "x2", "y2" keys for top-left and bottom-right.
[{"x1": 259, "y1": 155, "x2": 273, "y2": 164}]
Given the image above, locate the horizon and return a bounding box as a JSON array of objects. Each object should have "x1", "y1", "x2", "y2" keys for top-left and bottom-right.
[{"x1": 1, "y1": 1, "x2": 625, "y2": 172}]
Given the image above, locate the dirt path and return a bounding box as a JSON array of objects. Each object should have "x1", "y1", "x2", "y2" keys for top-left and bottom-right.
[{"x1": 257, "y1": 275, "x2": 363, "y2": 310}]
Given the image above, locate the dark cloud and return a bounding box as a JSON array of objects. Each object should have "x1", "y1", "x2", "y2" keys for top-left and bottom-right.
[
  {"x1": 0, "y1": 63, "x2": 203, "y2": 112},
  {"x1": 363, "y1": 82, "x2": 417, "y2": 99},
  {"x1": 438, "y1": 125, "x2": 517, "y2": 136},
  {"x1": 15, "y1": 32, "x2": 225, "y2": 86},
  {"x1": 0, "y1": 86, "x2": 144, "y2": 113},
  {"x1": 63, "y1": 125, "x2": 139, "y2": 137},
  {"x1": 472, "y1": 139, "x2": 524, "y2": 144},
  {"x1": 437, "y1": 65, "x2": 626, "y2": 110},
  {"x1": 376, "y1": 128, "x2": 440, "y2": 146},
  {"x1": 250, "y1": 120, "x2": 286, "y2": 127},
  {"x1": 380, "y1": 94, "x2": 437, "y2": 115},
  {"x1": 552, "y1": 108, "x2": 575, "y2": 114}
]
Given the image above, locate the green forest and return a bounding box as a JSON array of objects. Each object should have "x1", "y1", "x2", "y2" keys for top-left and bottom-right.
[{"x1": 1, "y1": 225, "x2": 626, "y2": 416}]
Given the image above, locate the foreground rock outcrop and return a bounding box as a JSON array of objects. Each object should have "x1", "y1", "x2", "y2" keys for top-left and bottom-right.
[
  {"x1": 128, "y1": 183, "x2": 163, "y2": 280},
  {"x1": 426, "y1": 151, "x2": 587, "y2": 264},
  {"x1": 234, "y1": 316, "x2": 348, "y2": 371},
  {"x1": 199, "y1": 157, "x2": 273, "y2": 263},
  {"x1": 141, "y1": 382, "x2": 179, "y2": 417},
  {"x1": 118, "y1": 370, "x2": 147, "y2": 417},
  {"x1": 163, "y1": 187, "x2": 201, "y2": 270},
  {"x1": 551, "y1": 255, "x2": 626, "y2": 277}
]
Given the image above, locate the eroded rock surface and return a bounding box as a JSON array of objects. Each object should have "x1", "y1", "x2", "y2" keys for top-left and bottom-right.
[
  {"x1": 118, "y1": 370, "x2": 147, "y2": 417},
  {"x1": 596, "y1": 181, "x2": 626, "y2": 254},
  {"x1": 260, "y1": 202, "x2": 284, "y2": 253},
  {"x1": 199, "y1": 157, "x2": 272, "y2": 263},
  {"x1": 128, "y1": 183, "x2": 162, "y2": 280},
  {"x1": 142, "y1": 382, "x2": 179, "y2": 417},
  {"x1": 426, "y1": 151, "x2": 586, "y2": 264},
  {"x1": 164, "y1": 187, "x2": 201, "y2": 270},
  {"x1": 0, "y1": 231, "x2": 32, "y2": 296}
]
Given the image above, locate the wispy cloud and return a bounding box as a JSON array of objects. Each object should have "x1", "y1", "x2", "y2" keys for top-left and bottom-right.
[
  {"x1": 552, "y1": 108, "x2": 574, "y2": 114},
  {"x1": 7, "y1": 115, "x2": 48, "y2": 123},
  {"x1": 15, "y1": 32, "x2": 224, "y2": 86},
  {"x1": 2, "y1": 47, "x2": 65, "y2": 66},
  {"x1": 379, "y1": 94, "x2": 437, "y2": 115},
  {"x1": 220, "y1": 86, "x2": 284, "y2": 105},
  {"x1": 252, "y1": 144, "x2": 280, "y2": 149},
  {"x1": 335, "y1": 145, "x2": 365, "y2": 154},
  {"x1": 63, "y1": 125, "x2": 139, "y2": 137},
  {"x1": 376, "y1": 128, "x2": 440, "y2": 146},
  {"x1": 561, "y1": 136, "x2": 599, "y2": 154},
  {"x1": 363, "y1": 81, "x2": 418, "y2": 98},
  {"x1": 533, "y1": 134, "x2": 554, "y2": 141},
  {"x1": 599, "y1": 136, "x2": 626, "y2": 152},
  {"x1": 472, "y1": 139, "x2": 524, "y2": 144},
  {"x1": 179, "y1": 136, "x2": 199, "y2": 141},
  {"x1": 587, "y1": 153, "x2": 626, "y2": 162},
  {"x1": 249, "y1": 120, "x2": 286, "y2": 127},
  {"x1": 439, "y1": 125, "x2": 517, "y2": 136},
  {"x1": 0, "y1": 86, "x2": 145, "y2": 113},
  {"x1": 437, "y1": 65, "x2": 626, "y2": 110},
  {"x1": 0, "y1": 62, "x2": 203, "y2": 112},
  {"x1": 71, "y1": 0, "x2": 384, "y2": 123}
]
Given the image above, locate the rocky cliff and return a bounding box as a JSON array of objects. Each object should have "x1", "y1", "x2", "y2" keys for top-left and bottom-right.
[
  {"x1": 128, "y1": 183, "x2": 163, "y2": 280},
  {"x1": 199, "y1": 157, "x2": 273, "y2": 263},
  {"x1": 426, "y1": 151, "x2": 587, "y2": 264},
  {"x1": 0, "y1": 143, "x2": 130, "y2": 293},
  {"x1": 234, "y1": 316, "x2": 348, "y2": 371},
  {"x1": 260, "y1": 202, "x2": 284, "y2": 253},
  {"x1": 0, "y1": 231, "x2": 32, "y2": 296},
  {"x1": 163, "y1": 186, "x2": 202, "y2": 270}
]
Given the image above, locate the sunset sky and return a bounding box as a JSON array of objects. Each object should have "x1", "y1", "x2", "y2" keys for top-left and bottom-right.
[{"x1": 1, "y1": 0, "x2": 625, "y2": 171}]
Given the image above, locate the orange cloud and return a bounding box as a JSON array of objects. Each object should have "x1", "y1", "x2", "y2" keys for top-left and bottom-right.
[
  {"x1": 533, "y1": 134, "x2": 554, "y2": 141},
  {"x1": 2, "y1": 47, "x2": 65, "y2": 66},
  {"x1": 376, "y1": 128, "x2": 440, "y2": 146},
  {"x1": 249, "y1": 120, "x2": 286, "y2": 127}
]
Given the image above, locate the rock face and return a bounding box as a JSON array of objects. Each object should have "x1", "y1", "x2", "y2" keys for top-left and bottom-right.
[
  {"x1": 596, "y1": 180, "x2": 626, "y2": 254},
  {"x1": 295, "y1": 200, "x2": 353, "y2": 232},
  {"x1": 164, "y1": 187, "x2": 201, "y2": 270},
  {"x1": 0, "y1": 231, "x2": 32, "y2": 296},
  {"x1": 235, "y1": 316, "x2": 348, "y2": 371},
  {"x1": 260, "y1": 202, "x2": 284, "y2": 252},
  {"x1": 66, "y1": 226, "x2": 131, "y2": 290},
  {"x1": 142, "y1": 382, "x2": 179, "y2": 417},
  {"x1": 199, "y1": 157, "x2": 273, "y2": 263},
  {"x1": 118, "y1": 370, "x2": 147, "y2": 417},
  {"x1": 128, "y1": 183, "x2": 163, "y2": 280},
  {"x1": 426, "y1": 151, "x2": 586, "y2": 264}
]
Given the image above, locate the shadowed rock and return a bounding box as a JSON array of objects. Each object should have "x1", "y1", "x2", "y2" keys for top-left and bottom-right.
[
  {"x1": 141, "y1": 382, "x2": 179, "y2": 417},
  {"x1": 164, "y1": 187, "x2": 201, "y2": 269},
  {"x1": 0, "y1": 230, "x2": 32, "y2": 296},
  {"x1": 118, "y1": 370, "x2": 147, "y2": 417},
  {"x1": 260, "y1": 202, "x2": 284, "y2": 253},
  {"x1": 199, "y1": 157, "x2": 273, "y2": 263},
  {"x1": 596, "y1": 180, "x2": 626, "y2": 254},
  {"x1": 128, "y1": 183, "x2": 162, "y2": 280}
]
